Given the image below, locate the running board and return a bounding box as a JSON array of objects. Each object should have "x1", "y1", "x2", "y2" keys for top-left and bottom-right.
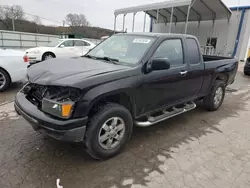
[{"x1": 135, "y1": 102, "x2": 196, "y2": 127}]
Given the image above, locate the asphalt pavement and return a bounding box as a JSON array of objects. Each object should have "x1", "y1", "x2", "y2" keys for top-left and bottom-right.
[
  {"x1": 0, "y1": 83, "x2": 23, "y2": 105},
  {"x1": 1, "y1": 63, "x2": 250, "y2": 188}
]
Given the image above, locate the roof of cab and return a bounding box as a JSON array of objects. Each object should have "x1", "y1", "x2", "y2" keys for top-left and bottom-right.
[{"x1": 116, "y1": 32, "x2": 195, "y2": 38}]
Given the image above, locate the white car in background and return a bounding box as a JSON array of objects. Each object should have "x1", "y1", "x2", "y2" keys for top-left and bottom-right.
[
  {"x1": 25, "y1": 38, "x2": 96, "y2": 63},
  {"x1": 0, "y1": 49, "x2": 27, "y2": 91}
]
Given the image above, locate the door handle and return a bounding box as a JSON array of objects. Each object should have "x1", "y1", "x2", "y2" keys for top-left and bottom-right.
[{"x1": 180, "y1": 71, "x2": 187, "y2": 76}]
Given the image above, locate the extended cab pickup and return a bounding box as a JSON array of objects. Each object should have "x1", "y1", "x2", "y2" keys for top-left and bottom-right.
[{"x1": 15, "y1": 33, "x2": 238, "y2": 159}]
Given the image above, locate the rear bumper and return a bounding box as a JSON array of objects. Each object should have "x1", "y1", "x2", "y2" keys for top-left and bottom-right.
[
  {"x1": 27, "y1": 54, "x2": 41, "y2": 63},
  {"x1": 14, "y1": 92, "x2": 88, "y2": 142}
]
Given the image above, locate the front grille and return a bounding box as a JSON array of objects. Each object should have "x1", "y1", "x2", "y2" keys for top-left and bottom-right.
[
  {"x1": 24, "y1": 83, "x2": 82, "y2": 107},
  {"x1": 24, "y1": 84, "x2": 47, "y2": 107}
]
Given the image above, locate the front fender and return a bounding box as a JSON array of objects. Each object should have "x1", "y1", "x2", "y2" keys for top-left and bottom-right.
[{"x1": 73, "y1": 75, "x2": 141, "y2": 118}]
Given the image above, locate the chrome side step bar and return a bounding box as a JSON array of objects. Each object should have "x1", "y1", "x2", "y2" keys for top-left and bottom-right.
[{"x1": 135, "y1": 101, "x2": 196, "y2": 127}]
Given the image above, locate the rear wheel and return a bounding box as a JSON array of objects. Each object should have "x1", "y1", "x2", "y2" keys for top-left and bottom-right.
[
  {"x1": 84, "y1": 103, "x2": 133, "y2": 160},
  {"x1": 42, "y1": 52, "x2": 55, "y2": 61},
  {"x1": 203, "y1": 80, "x2": 225, "y2": 111},
  {"x1": 0, "y1": 69, "x2": 11, "y2": 92}
]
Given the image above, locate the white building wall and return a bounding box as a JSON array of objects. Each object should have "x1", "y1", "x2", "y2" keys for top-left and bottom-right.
[
  {"x1": 152, "y1": 9, "x2": 250, "y2": 61},
  {"x1": 238, "y1": 10, "x2": 250, "y2": 60}
]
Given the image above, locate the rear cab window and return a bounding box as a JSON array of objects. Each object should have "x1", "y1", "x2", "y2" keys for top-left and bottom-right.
[{"x1": 186, "y1": 38, "x2": 201, "y2": 64}]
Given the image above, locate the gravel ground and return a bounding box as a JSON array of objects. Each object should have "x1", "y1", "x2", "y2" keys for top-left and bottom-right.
[{"x1": 0, "y1": 63, "x2": 250, "y2": 188}]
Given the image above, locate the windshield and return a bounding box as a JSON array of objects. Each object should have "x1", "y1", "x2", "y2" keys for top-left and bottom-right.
[
  {"x1": 87, "y1": 35, "x2": 156, "y2": 65},
  {"x1": 46, "y1": 39, "x2": 64, "y2": 47}
]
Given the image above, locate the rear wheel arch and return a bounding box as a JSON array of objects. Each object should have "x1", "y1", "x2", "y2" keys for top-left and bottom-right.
[
  {"x1": 203, "y1": 80, "x2": 226, "y2": 111},
  {"x1": 213, "y1": 73, "x2": 228, "y2": 87}
]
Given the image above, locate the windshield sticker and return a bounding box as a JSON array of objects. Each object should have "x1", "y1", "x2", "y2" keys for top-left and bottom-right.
[{"x1": 133, "y1": 39, "x2": 151, "y2": 44}]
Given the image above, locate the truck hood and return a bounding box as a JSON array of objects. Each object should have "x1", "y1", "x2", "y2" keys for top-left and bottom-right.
[{"x1": 27, "y1": 57, "x2": 130, "y2": 88}]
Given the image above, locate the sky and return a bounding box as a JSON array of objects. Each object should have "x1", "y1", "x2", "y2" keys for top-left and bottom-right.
[{"x1": 1, "y1": 0, "x2": 250, "y2": 32}]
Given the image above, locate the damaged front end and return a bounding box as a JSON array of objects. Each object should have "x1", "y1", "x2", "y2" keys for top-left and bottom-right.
[{"x1": 22, "y1": 83, "x2": 82, "y2": 119}]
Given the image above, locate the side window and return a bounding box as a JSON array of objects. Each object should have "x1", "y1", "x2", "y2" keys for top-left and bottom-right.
[
  {"x1": 186, "y1": 38, "x2": 200, "y2": 64},
  {"x1": 83, "y1": 41, "x2": 90, "y2": 46},
  {"x1": 152, "y1": 39, "x2": 183, "y2": 67},
  {"x1": 61, "y1": 40, "x2": 74, "y2": 47},
  {"x1": 74, "y1": 40, "x2": 85, "y2": 46}
]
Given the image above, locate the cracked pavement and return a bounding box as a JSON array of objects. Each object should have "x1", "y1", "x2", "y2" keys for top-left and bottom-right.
[{"x1": 1, "y1": 64, "x2": 250, "y2": 188}]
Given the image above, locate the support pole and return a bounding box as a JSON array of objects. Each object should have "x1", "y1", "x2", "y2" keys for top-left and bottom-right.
[
  {"x1": 62, "y1": 20, "x2": 65, "y2": 38},
  {"x1": 132, "y1": 13, "x2": 136, "y2": 32},
  {"x1": 208, "y1": 20, "x2": 215, "y2": 46},
  {"x1": 122, "y1": 14, "x2": 126, "y2": 32},
  {"x1": 11, "y1": 7, "x2": 15, "y2": 31},
  {"x1": 211, "y1": 20, "x2": 215, "y2": 39},
  {"x1": 197, "y1": 21, "x2": 200, "y2": 38},
  {"x1": 143, "y1": 12, "x2": 146, "y2": 32},
  {"x1": 114, "y1": 15, "x2": 117, "y2": 33},
  {"x1": 156, "y1": 9, "x2": 159, "y2": 23},
  {"x1": 12, "y1": 18, "x2": 15, "y2": 31},
  {"x1": 169, "y1": 7, "x2": 174, "y2": 33},
  {"x1": 184, "y1": 5, "x2": 191, "y2": 34}
]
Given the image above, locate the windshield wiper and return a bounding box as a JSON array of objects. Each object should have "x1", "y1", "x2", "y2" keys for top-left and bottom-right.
[
  {"x1": 97, "y1": 56, "x2": 119, "y2": 64},
  {"x1": 82, "y1": 54, "x2": 96, "y2": 59}
]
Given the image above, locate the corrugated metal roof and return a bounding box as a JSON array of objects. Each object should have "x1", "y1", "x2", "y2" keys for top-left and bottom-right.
[
  {"x1": 230, "y1": 6, "x2": 250, "y2": 11},
  {"x1": 114, "y1": 0, "x2": 232, "y2": 22},
  {"x1": 114, "y1": 0, "x2": 191, "y2": 15}
]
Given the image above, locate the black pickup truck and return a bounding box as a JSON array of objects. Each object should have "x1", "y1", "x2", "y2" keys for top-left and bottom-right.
[{"x1": 15, "y1": 33, "x2": 238, "y2": 159}]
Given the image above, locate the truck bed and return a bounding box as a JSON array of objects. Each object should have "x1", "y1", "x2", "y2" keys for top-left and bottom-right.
[
  {"x1": 203, "y1": 55, "x2": 233, "y2": 62},
  {"x1": 203, "y1": 55, "x2": 238, "y2": 85}
]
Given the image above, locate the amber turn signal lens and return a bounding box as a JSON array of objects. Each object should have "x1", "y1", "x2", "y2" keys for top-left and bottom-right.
[{"x1": 62, "y1": 104, "x2": 73, "y2": 117}]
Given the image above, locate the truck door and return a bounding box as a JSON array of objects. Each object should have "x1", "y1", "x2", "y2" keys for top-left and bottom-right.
[
  {"x1": 185, "y1": 38, "x2": 204, "y2": 98},
  {"x1": 141, "y1": 38, "x2": 191, "y2": 114}
]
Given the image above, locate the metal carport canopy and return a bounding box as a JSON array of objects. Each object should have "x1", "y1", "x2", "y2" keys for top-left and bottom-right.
[{"x1": 114, "y1": 0, "x2": 232, "y2": 23}]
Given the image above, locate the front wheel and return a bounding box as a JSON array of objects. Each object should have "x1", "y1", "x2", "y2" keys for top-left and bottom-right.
[
  {"x1": 244, "y1": 71, "x2": 250, "y2": 76},
  {"x1": 84, "y1": 103, "x2": 133, "y2": 160},
  {"x1": 203, "y1": 80, "x2": 226, "y2": 111},
  {"x1": 42, "y1": 52, "x2": 55, "y2": 61}
]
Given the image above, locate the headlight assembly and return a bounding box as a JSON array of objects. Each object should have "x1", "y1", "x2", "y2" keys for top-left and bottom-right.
[
  {"x1": 30, "y1": 50, "x2": 40, "y2": 54},
  {"x1": 42, "y1": 98, "x2": 75, "y2": 119}
]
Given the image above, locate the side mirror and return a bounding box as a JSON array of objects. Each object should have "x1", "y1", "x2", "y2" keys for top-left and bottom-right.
[
  {"x1": 59, "y1": 44, "x2": 65, "y2": 48},
  {"x1": 147, "y1": 58, "x2": 170, "y2": 72}
]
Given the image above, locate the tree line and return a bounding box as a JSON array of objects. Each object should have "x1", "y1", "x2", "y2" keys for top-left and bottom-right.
[{"x1": 0, "y1": 5, "x2": 113, "y2": 39}]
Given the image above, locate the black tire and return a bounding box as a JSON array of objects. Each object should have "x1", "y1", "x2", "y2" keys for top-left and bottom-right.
[
  {"x1": 0, "y1": 68, "x2": 11, "y2": 92},
  {"x1": 203, "y1": 80, "x2": 225, "y2": 111},
  {"x1": 244, "y1": 71, "x2": 250, "y2": 76},
  {"x1": 42, "y1": 52, "x2": 55, "y2": 61},
  {"x1": 84, "y1": 103, "x2": 133, "y2": 160}
]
